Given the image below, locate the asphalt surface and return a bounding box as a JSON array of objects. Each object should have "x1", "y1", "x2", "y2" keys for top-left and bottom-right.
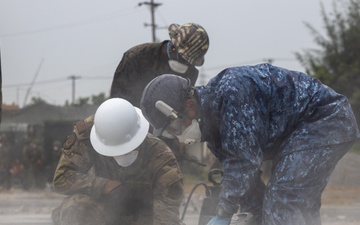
[
  {"x1": 0, "y1": 190, "x2": 61, "y2": 225},
  {"x1": 0, "y1": 189, "x2": 359, "y2": 225}
]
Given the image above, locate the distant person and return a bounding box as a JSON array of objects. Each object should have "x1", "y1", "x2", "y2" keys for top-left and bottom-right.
[
  {"x1": 51, "y1": 98, "x2": 184, "y2": 225},
  {"x1": 140, "y1": 64, "x2": 360, "y2": 225},
  {"x1": 46, "y1": 140, "x2": 62, "y2": 187},
  {"x1": 21, "y1": 126, "x2": 45, "y2": 190},
  {"x1": 110, "y1": 22, "x2": 209, "y2": 165},
  {"x1": 0, "y1": 135, "x2": 12, "y2": 190}
]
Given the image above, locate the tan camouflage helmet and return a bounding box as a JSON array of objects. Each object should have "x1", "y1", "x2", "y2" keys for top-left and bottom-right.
[{"x1": 168, "y1": 23, "x2": 209, "y2": 67}]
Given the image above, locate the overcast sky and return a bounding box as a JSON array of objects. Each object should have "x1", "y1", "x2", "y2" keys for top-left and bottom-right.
[{"x1": 0, "y1": 0, "x2": 337, "y2": 107}]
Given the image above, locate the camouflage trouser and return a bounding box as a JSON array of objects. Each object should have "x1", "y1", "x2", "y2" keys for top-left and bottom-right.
[
  {"x1": 237, "y1": 141, "x2": 355, "y2": 225},
  {"x1": 52, "y1": 195, "x2": 107, "y2": 225},
  {"x1": 52, "y1": 194, "x2": 154, "y2": 225},
  {"x1": 261, "y1": 141, "x2": 354, "y2": 225}
]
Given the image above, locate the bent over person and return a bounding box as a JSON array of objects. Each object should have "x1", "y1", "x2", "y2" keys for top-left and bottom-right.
[
  {"x1": 110, "y1": 22, "x2": 209, "y2": 107},
  {"x1": 140, "y1": 64, "x2": 360, "y2": 225},
  {"x1": 110, "y1": 22, "x2": 209, "y2": 165},
  {"x1": 52, "y1": 98, "x2": 184, "y2": 225}
]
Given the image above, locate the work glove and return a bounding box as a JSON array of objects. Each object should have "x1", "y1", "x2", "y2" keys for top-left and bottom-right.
[
  {"x1": 229, "y1": 212, "x2": 257, "y2": 225},
  {"x1": 206, "y1": 216, "x2": 231, "y2": 225}
]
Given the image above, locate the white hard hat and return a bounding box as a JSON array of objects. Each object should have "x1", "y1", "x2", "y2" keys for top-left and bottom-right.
[{"x1": 90, "y1": 98, "x2": 149, "y2": 157}]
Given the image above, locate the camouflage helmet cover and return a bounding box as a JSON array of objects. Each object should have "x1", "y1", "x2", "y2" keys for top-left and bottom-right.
[{"x1": 168, "y1": 23, "x2": 209, "y2": 67}]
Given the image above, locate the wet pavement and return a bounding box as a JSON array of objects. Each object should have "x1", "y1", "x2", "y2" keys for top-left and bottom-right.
[{"x1": 0, "y1": 189, "x2": 360, "y2": 225}]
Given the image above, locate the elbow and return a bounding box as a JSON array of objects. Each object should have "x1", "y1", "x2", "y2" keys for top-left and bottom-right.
[{"x1": 52, "y1": 173, "x2": 73, "y2": 195}]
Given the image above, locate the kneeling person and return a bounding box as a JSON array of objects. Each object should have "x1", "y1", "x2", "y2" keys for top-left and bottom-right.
[{"x1": 52, "y1": 98, "x2": 184, "y2": 225}]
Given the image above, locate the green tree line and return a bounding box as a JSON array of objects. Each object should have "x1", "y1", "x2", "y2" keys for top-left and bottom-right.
[
  {"x1": 30, "y1": 92, "x2": 107, "y2": 107},
  {"x1": 296, "y1": 0, "x2": 360, "y2": 127}
]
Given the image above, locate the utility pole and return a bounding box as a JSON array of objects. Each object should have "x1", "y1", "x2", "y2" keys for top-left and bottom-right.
[
  {"x1": 68, "y1": 75, "x2": 81, "y2": 104},
  {"x1": 139, "y1": 0, "x2": 162, "y2": 42}
]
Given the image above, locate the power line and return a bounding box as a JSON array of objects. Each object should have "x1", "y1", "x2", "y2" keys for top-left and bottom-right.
[
  {"x1": 3, "y1": 76, "x2": 112, "y2": 89},
  {"x1": 203, "y1": 58, "x2": 298, "y2": 72},
  {"x1": 4, "y1": 74, "x2": 112, "y2": 106},
  {"x1": 81, "y1": 76, "x2": 112, "y2": 80},
  {"x1": 155, "y1": 10, "x2": 168, "y2": 28},
  {"x1": 1, "y1": 7, "x2": 141, "y2": 38},
  {"x1": 4, "y1": 57, "x2": 296, "y2": 89}
]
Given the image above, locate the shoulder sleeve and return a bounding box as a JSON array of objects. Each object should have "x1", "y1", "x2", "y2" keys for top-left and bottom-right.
[
  {"x1": 110, "y1": 43, "x2": 150, "y2": 100},
  {"x1": 214, "y1": 74, "x2": 264, "y2": 214},
  {"x1": 53, "y1": 117, "x2": 108, "y2": 199},
  {"x1": 147, "y1": 135, "x2": 184, "y2": 225}
]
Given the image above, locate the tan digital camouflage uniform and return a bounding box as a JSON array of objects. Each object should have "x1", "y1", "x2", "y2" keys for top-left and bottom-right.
[{"x1": 52, "y1": 115, "x2": 185, "y2": 225}]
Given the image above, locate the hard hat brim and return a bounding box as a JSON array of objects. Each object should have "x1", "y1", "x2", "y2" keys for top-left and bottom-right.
[{"x1": 90, "y1": 107, "x2": 149, "y2": 157}]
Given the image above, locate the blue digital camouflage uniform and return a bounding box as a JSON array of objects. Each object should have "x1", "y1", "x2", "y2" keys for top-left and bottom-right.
[{"x1": 195, "y1": 63, "x2": 360, "y2": 225}]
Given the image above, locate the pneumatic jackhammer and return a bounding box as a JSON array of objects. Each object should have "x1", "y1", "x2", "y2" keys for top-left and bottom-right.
[{"x1": 181, "y1": 168, "x2": 255, "y2": 225}]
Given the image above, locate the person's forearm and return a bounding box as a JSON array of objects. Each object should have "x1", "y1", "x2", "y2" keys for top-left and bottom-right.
[{"x1": 53, "y1": 165, "x2": 108, "y2": 198}]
